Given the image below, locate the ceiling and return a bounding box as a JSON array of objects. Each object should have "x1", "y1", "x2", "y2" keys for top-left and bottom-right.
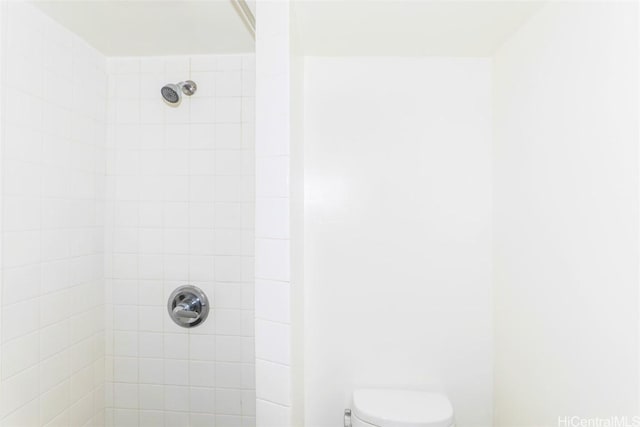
[
  {"x1": 293, "y1": 1, "x2": 545, "y2": 56},
  {"x1": 33, "y1": 0, "x2": 544, "y2": 58},
  {"x1": 33, "y1": 0, "x2": 255, "y2": 57}
]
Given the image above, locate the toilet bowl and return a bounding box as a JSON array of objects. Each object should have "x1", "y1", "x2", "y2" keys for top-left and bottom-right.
[{"x1": 348, "y1": 389, "x2": 455, "y2": 427}]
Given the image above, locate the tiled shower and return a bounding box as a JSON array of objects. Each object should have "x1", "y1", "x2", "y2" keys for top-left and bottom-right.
[
  {"x1": 105, "y1": 55, "x2": 255, "y2": 426},
  {"x1": 0, "y1": 2, "x2": 256, "y2": 426}
]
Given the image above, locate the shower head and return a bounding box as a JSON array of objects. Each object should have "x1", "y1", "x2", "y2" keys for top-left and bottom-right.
[
  {"x1": 161, "y1": 80, "x2": 197, "y2": 106},
  {"x1": 161, "y1": 84, "x2": 181, "y2": 105}
]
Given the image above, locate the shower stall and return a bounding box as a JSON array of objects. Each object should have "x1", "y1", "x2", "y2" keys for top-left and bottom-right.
[
  {"x1": 0, "y1": 1, "x2": 256, "y2": 426},
  {"x1": 0, "y1": 1, "x2": 638, "y2": 427}
]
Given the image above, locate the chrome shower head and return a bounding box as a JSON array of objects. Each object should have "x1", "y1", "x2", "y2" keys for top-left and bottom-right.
[
  {"x1": 161, "y1": 84, "x2": 181, "y2": 105},
  {"x1": 161, "y1": 80, "x2": 197, "y2": 106}
]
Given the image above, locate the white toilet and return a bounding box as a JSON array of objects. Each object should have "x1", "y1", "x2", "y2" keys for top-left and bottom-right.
[{"x1": 347, "y1": 389, "x2": 455, "y2": 427}]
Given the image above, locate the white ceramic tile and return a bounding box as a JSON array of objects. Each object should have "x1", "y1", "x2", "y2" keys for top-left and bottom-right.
[
  {"x1": 138, "y1": 202, "x2": 163, "y2": 227},
  {"x1": 191, "y1": 55, "x2": 218, "y2": 72},
  {"x1": 114, "y1": 331, "x2": 139, "y2": 357},
  {"x1": 216, "y1": 389, "x2": 242, "y2": 415},
  {"x1": 138, "y1": 306, "x2": 163, "y2": 332},
  {"x1": 214, "y1": 203, "x2": 242, "y2": 229},
  {"x1": 138, "y1": 333, "x2": 164, "y2": 359},
  {"x1": 139, "y1": 124, "x2": 165, "y2": 150},
  {"x1": 164, "y1": 55, "x2": 188, "y2": 72},
  {"x1": 163, "y1": 228, "x2": 189, "y2": 254},
  {"x1": 112, "y1": 57, "x2": 140, "y2": 74},
  {"x1": 189, "y1": 387, "x2": 216, "y2": 413},
  {"x1": 1, "y1": 331, "x2": 40, "y2": 380},
  {"x1": 3, "y1": 299, "x2": 40, "y2": 342},
  {"x1": 163, "y1": 385, "x2": 189, "y2": 411},
  {"x1": 188, "y1": 361, "x2": 216, "y2": 387},
  {"x1": 255, "y1": 239, "x2": 290, "y2": 282},
  {"x1": 189, "y1": 175, "x2": 216, "y2": 202},
  {"x1": 215, "y1": 283, "x2": 242, "y2": 309},
  {"x1": 113, "y1": 383, "x2": 138, "y2": 409},
  {"x1": 241, "y1": 364, "x2": 255, "y2": 390},
  {"x1": 255, "y1": 156, "x2": 288, "y2": 198},
  {"x1": 163, "y1": 333, "x2": 189, "y2": 359},
  {"x1": 190, "y1": 97, "x2": 216, "y2": 123},
  {"x1": 138, "y1": 254, "x2": 163, "y2": 279},
  {"x1": 217, "y1": 56, "x2": 243, "y2": 71},
  {"x1": 190, "y1": 150, "x2": 216, "y2": 175},
  {"x1": 138, "y1": 358, "x2": 163, "y2": 385},
  {"x1": 242, "y1": 390, "x2": 257, "y2": 416},
  {"x1": 138, "y1": 281, "x2": 164, "y2": 306},
  {"x1": 242, "y1": 98, "x2": 255, "y2": 124},
  {"x1": 216, "y1": 97, "x2": 242, "y2": 123},
  {"x1": 217, "y1": 71, "x2": 242, "y2": 97},
  {"x1": 255, "y1": 400, "x2": 290, "y2": 427},
  {"x1": 255, "y1": 198, "x2": 289, "y2": 239},
  {"x1": 255, "y1": 280, "x2": 290, "y2": 324},
  {"x1": 214, "y1": 229, "x2": 242, "y2": 256},
  {"x1": 242, "y1": 71, "x2": 256, "y2": 97},
  {"x1": 190, "y1": 123, "x2": 216, "y2": 150},
  {"x1": 114, "y1": 357, "x2": 139, "y2": 383},
  {"x1": 255, "y1": 360, "x2": 290, "y2": 405},
  {"x1": 214, "y1": 176, "x2": 243, "y2": 202},
  {"x1": 2, "y1": 265, "x2": 41, "y2": 305},
  {"x1": 163, "y1": 255, "x2": 189, "y2": 281},
  {"x1": 216, "y1": 362, "x2": 243, "y2": 389},
  {"x1": 140, "y1": 57, "x2": 165, "y2": 74},
  {"x1": 215, "y1": 336, "x2": 242, "y2": 362},
  {"x1": 164, "y1": 359, "x2": 189, "y2": 386},
  {"x1": 114, "y1": 305, "x2": 140, "y2": 331},
  {"x1": 139, "y1": 410, "x2": 164, "y2": 427},
  {"x1": 138, "y1": 228, "x2": 163, "y2": 254},
  {"x1": 0, "y1": 366, "x2": 40, "y2": 416},
  {"x1": 40, "y1": 380, "x2": 70, "y2": 425},
  {"x1": 190, "y1": 335, "x2": 216, "y2": 362},
  {"x1": 40, "y1": 351, "x2": 72, "y2": 393},
  {"x1": 189, "y1": 229, "x2": 216, "y2": 255},
  {"x1": 214, "y1": 310, "x2": 243, "y2": 336},
  {"x1": 217, "y1": 415, "x2": 243, "y2": 427},
  {"x1": 216, "y1": 150, "x2": 243, "y2": 176},
  {"x1": 4, "y1": 398, "x2": 40, "y2": 427},
  {"x1": 113, "y1": 408, "x2": 138, "y2": 427},
  {"x1": 216, "y1": 123, "x2": 242, "y2": 150},
  {"x1": 138, "y1": 384, "x2": 163, "y2": 410},
  {"x1": 189, "y1": 255, "x2": 216, "y2": 281},
  {"x1": 255, "y1": 320, "x2": 290, "y2": 366},
  {"x1": 214, "y1": 256, "x2": 243, "y2": 282}
]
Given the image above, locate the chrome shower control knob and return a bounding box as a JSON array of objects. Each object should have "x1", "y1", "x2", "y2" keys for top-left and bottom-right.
[{"x1": 167, "y1": 285, "x2": 210, "y2": 328}]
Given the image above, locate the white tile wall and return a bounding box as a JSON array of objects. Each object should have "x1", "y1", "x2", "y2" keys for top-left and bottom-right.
[
  {"x1": 255, "y1": 3, "x2": 293, "y2": 426},
  {"x1": 105, "y1": 54, "x2": 255, "y2": 427},
  {"x1": 0, "y1": 5, "x2": 258, "y2": 427},
  {"x1": 0, "y1": 2, "x2": 107, "y2": 426}
]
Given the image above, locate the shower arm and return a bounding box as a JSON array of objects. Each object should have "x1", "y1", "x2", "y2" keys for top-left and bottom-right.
[{"x1": 231, "y1": 0, "x2": 255, "y2": 38}]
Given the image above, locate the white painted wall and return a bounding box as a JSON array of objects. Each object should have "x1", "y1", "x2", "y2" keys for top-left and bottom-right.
[
  {"x1": 493, "y1": 2, "x2": 639, "y2": 424},
  {"x1": 303, "y1": 57, "x2": 493, "y2": 427}
]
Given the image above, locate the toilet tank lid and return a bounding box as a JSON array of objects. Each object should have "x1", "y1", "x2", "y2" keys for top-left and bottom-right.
[{"x1": 352, "y1": 389, "x2": 454, "y2": 427}]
